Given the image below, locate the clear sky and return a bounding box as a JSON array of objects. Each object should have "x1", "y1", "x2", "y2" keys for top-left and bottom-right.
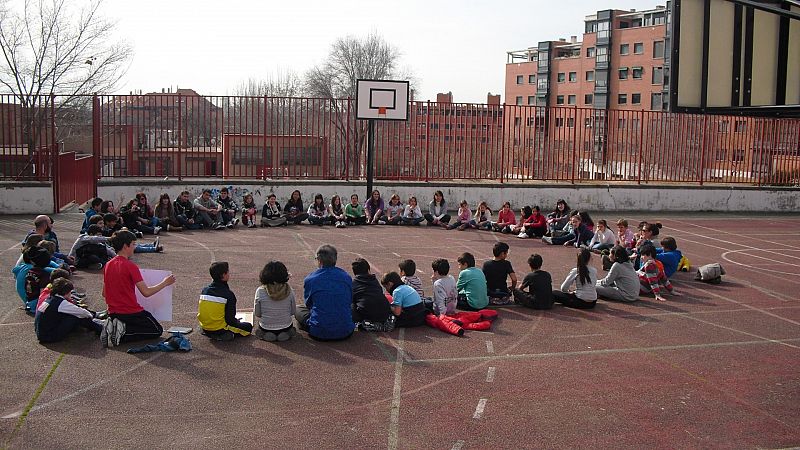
[{"x1": 99, "y1": 0, "x2": 657, "y2": 103}]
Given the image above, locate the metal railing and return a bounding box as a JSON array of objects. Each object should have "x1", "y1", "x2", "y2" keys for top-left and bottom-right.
[{"x1": 2, "y1": 93, "x2": 799, "y2": 186}]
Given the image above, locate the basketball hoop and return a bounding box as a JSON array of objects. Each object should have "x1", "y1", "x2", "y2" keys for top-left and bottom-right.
[{"x1": 378, "y1": 107, "x2": 387, "y2": 116}]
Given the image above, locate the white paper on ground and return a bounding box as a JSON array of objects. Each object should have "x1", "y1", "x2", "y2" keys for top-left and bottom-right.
[
  {"x1": 235, "y1": 312, "x2": 253, "y2": 324},
  {"x1": 136, "y1": 269, "x2": 173, "y2": 322}
]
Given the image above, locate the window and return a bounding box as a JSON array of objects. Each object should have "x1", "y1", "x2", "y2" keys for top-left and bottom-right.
[
  {"x1": 619, "y1": 67, "x2": 629, "y2": 80},
  {"x1": 555, "y1": 117, "x2": 565, "y2": 127},
  {"x1": 516, "y1": 75, "x2": 523, "y2": 84},
  {"x1": 536, "y1": 96, "x2": 547, "y2": 107},
  {"x1": 632, "y1": 93, "x2": 641, "y2": 104},
  {"x1": 618, "y1": 118, "x2": 627, "y2": 128},
  {"x1": 418, "y1": 134, "x2": 427, "y2": 140},
  {"x1": 514, "y1": 117, "x2": 521, "y2": 126},
  {"x1": 634, "y1": 42, "x2": 644, "y2": 54},
  {"x1": 281, "y1": 147, "x2": 320, "y2": 165},
  {"x1": 717, "y1": 121, "x2": 730, "y2": 132},
  {"x1": 586, "y1": 47, "x2": 595, "y2": 57},
  {"x1": 528, "y1": 74, "x2": 536, "y2": 83},
  {"x1": 620, "y1": 43, "x2": 629, "y2": 55},
  {"x1": 618, "y1": 94, "x2": 628, "y2": 105},
  {"x1": 733, "y1": 149, "x2": 745, "y2": 162},
  {"x1": 595, "y1": 70, "x2": 608, "y2": 87},
  {"x1": 619, "y1": 21, "x2": 629, "y2": 29},
  {"x1": 527, "y1": 96, "x2": 535, "y2": 105},
  {"x1": 584, "y1": 94, "x2": 593, "y2": 104},
  {"x1": 557, "y1": 72, "x2": 566, "y2": 82},
  {"x1": 556, "y1": 95, "x2": 565, "y2": 105},
  {"x1": 584, "y1": 117, "x2": 593, "y2": 128},
  {"x1": 568, "y1": 95, "x2": 576, "y2": 105},
  {"x1": 596, "y1": 46, "x2": 608, "y2": 63},
  {"x1": 537, "y1": 78, "x2": 549, "y2": 90},
  {"x1": 569, "y1": 72, "x2": 577, "y2": 82},
  {"x1": 567, "y1": 117, "x2": 575, "y2": 128},
  {"x1": 653, "y1": 41, "x2": 665, "y2": 58},
  {"x1": 586, "y1": 70, "x2": 594, "y2": 81},
  {"x1": 735, "y1": 120, "x2": 747, "y2": 132},
  {"x1": 430, "y1": 123, "x2": 439, "y2": 129},
  {"x1": 233, "y1": 146, "x2": 268, "y2": 165},
  {"x1": 597, "y1": 21, "x2": 610, "y2": 39},
  {"x1": 715, "y1": 149, "x2": 727, "y2": 160},
  {"x1": 632, "y1": 67, "x2": 643, "y2": 79},
  {"x1": 651, "y1": 92, "x2": 662, "y2": 110},
  {"x1": 652, "y1": 67, "x2": 663, "y2": 84},
  {"x1": 538, "y1": 52, "x2": 549, "y2": 68}
]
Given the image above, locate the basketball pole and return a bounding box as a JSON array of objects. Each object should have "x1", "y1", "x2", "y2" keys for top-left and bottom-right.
[{"x1": 366, "y1": 119, "x2": 375, "y2": 201}]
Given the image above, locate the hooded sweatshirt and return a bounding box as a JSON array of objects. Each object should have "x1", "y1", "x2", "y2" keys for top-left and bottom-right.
[{"x1": 254, "y1": 283, "x2": 296, "y2": 331}]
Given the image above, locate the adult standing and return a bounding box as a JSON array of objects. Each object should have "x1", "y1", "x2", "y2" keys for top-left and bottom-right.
[{"x1": 295, "y1": 245, "x2": 354, "y2": 341}]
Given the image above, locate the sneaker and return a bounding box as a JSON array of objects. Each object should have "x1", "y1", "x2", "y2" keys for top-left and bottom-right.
[
  {"x1": 88, "y1": 262, "x2": 103, "y2": 270},
  {"x1": 153, "y1": 237, "x2": 160, "y2": 248},
  {"x1": 153, "y1": 226, "x2": 161, "y2": 235},
  {"x1": 542, "y1": 237, "x2": 553, "y2": 245},
  {"x1": 226, "y1": 222, "x2": 234, "y2": 229},
  {"x1": 71, "y1": 290, "x2": 87, "y2": 299},
  {"x1": 276, "y1": 331, "x2": 292, "y2": 342},
  {"x1": 255, "y1": 328, "x2": 277, "y2": 342},
  {"x1": 214, "y1": 223, "x2": 226, "y2": 230},
  {"x1": 232, "y1": 218, "x2": 240, "y2": 226},
  {"x1": 248, "y1": 222, "x2": 257, "y2": 228},
  {"x1": 602, "y1": 254, "x2": 613, "y2": 271},
  {"x1": 134, "y1": 231, "x2": 144, "y2": 239},
  {"x1": 155, "y1": 245, "x2": 164, "y2": 253},
  {"x1": 490, "y1": 296, "x2": 513, "y2": 306},
  {"x1": 517, "y1": 232, "x2": 529, "y2": 239},
  {"x1": 111, "y1": 319, "x2": 126, "y2": 347},
  {"x1": 100, "y1": 319, "x2": 111, "y2": 348},
  {"x1": 95, "y1": 310, "x2": 109, "y2": 320}
]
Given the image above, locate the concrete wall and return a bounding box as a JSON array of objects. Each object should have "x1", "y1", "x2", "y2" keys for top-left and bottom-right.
[
  {"x1": 0, "y1": 182, "x2": 53, "y2": 214},
  {"x1": 89, "y1": 179, "x2": 799, "y2": 214},
  {"x1": 1, "y1": 180, "x2": 797, "y2": 215}
]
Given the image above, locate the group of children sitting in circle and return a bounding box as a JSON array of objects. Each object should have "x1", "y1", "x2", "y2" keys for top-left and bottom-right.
[{"x1": 14, "y1": 189, "x2": 686, "y2": 346}]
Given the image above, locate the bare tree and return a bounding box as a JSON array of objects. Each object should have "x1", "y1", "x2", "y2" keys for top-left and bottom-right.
[
  {"x1": 305, "y1": 33, "x2": 415, "y2": 178},
  {"x1": 0, "y1": 0, "x2": 132, "y2": 159},
  {"x1": 234, "y1": 71, "x2": 304, "y2": 98}
]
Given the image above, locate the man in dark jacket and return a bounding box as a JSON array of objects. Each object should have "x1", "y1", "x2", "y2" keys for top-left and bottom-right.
[
  {"x1": 350, "y1": 258, "x2": 392, "y2": 324},
  {"x1": 174, "y1": 191, "x2": 201, "y2": 230}
]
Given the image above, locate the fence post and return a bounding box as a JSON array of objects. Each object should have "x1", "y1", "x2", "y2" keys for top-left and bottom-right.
[
  {"x1": 425, "y1": 100, "x2": 431, "y2": 182},
  {"x1": 50, "y1": 94, "x2": 58, "y2": 213},
  {"x1": 571, "y1": 105, "x2": 578, "y2": 184},
  {"x1": 637, "y1": 110, "x2": 645, "y2": 184},
  {"x1": 92, "y1": 95, "x2": 100, "y2": 191},
  {"x1": 698, "y1": 115, "x2": 708, "y2": 186},
  {"x1": 499, "y1": 106, "x2": 507, "y2": 184},
  {"x1": 177, "y1": 93, "x2": 182, "y2": 180},
  {"x1": 345, "y1": 99, "x2": 351, "y2": 181}
]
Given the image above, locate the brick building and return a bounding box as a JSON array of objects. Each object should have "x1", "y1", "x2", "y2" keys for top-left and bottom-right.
[{"x1": 506, "y1": 5, "x2": 670, "y2": 112}]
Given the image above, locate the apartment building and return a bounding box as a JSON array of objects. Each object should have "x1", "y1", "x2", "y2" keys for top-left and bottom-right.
[{"x1": 506, "y1": 5, "x2": 670, "y2": 112}]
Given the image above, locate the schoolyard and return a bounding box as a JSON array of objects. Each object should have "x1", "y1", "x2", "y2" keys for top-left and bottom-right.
[{"x1": 0, "y1": 211, "x2": 798, "y2": 449}]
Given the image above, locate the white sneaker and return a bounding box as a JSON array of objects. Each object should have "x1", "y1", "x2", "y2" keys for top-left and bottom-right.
[
  {"x1": 153, "y1": 226, "x2": 161, "y2": 235},
  {"x1": 517, "y1": 232, "x2": 529, "y2": 239},
  {"x1": 232, "y1": 218, "x2": 239, "y2": 226},
  {"x1": 111, "y1": 319, "x2": 126, "y2": 347},
  {"x1": 100, "y1": 318, "x2": 111, "y2": 348}
]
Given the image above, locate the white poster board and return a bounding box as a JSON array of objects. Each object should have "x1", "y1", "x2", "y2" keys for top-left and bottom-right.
[{"x1": 136, "y1": 269, "x2": 174, "y2": 322}]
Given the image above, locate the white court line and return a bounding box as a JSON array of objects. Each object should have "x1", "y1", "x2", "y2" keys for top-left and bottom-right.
[
  {"x1": 676, "y1": 311, "x2": 800, "y2": 350},
  {"x1": 689, "y1": 285, "x2": 800, "y2": 327},
  {"x1": 665, "y1": 225, "x2": 800, "y2": 262},
  {"x1": 169, "y1": 233, "x2": 216, "y2": 262},
  {"x1": 666, "y1": 219, "x2": 800, "y2": 250},
  {"x1": 557, "y1": 333, "x2": 604, "y2": 338},
  {"x1": 451, "y1": 440, "x2": 465, "y2": 450},
  {"x1": 472, "y1": 398, "x2": 487, "y2": 419},
  {"x1": 387, "y1": 328, "x2": 405, "y2": 450},
  {"x1": 405, "y1": 338, "x2": 800, "y2": 364},
  {"x1": 2, "y1": 353, "x2": 163, "y2": 419},
  {"x1": 486, "y1": 367, "x2": 496, "y2": 382},
  {"x1": 485, "y1": 340, "x2": 494, "y2": 353},
  {"x1": 392, "y1": 252, "x2": 401, "y2": 258}
]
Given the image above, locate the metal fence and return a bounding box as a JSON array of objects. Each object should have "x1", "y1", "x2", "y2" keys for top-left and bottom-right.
[{"x1": 2, "y1": 93, "x2": 799, "y2": 186}]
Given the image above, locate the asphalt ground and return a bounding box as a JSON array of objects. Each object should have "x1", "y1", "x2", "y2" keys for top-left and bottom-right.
[{"x1": 0, "y1": 212, "x2": 798, "y2": 449}]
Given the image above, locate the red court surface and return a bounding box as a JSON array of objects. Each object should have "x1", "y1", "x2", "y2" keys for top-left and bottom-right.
[{"x1": 1, "y1": 212, "x2": 798, "y2": 449}]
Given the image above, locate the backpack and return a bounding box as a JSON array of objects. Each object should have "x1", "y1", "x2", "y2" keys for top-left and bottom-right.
[{"x1": 695, "y1": 263, "x2": 725, "y2": 284}]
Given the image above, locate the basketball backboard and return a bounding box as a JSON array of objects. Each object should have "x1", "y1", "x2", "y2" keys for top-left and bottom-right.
[{"x1": 356, "y1": 79, "x2": 410, "y2": 121}]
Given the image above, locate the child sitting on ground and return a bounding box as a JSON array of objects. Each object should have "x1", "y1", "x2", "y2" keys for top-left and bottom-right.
[
  {"x1": 448, "y1": 200, "x2": 473, "y2": 230},
  {"x1": 456, "y1": 252, "x2": 489, "y2": 311},
  {"x1": 241, "y1": 193, "x2": 258, "y2": 228},
  {"x1": 329, "y1": 195, "x2": 347, "y2": 228},
  {"x1": 401, "y1": 196, "x2": 424, "y2": 226},
  {"x1": 36, "y1": 268, "x2": 72, "y2": 311},
  {"x1": 35, "y1": 278, "x2": 104, "y2": 343},
  {"x1": 513, "y1": 254, "x2": 554, "y2": 309},
  {"x1": 380, "y1": 272, "x2": 426, "y2": 327},
  {"x1": 656, "y1": 237, "x2": 683, "y2": 278},
  {"x1": 68, "y1": 224, "x2": 116, "y2": 270},
  {"x1": 399, "y1": 259, "x2": 425, "y2": 298},
  {"x1": 198, "y1": 261, "x2": 253, "y2": 341},
  {"x1": 552, "y1": 248, "x2": 597, "y2": 309},
  {"x1": 430, "y1": 258, "x2": 457, "y2": 316},
  {"x1": 379, "y1": 194, "x2": 404, "y2": 225},
  {"x1": 492, "y1": 201, "x2": 516, "y2": 232},
  {"x1": 23, "y1": 247, "x2": 52, "y2": 313},
  {"x1": 253, "y1": 261, "x2": 297, "y2": 342},
  {"x1": 506, "y1": 206, "x2": 533, "y2": 235},
  {"x1": 637, "y1": 244, "x2": 678, "y2": 302},
  {"x1": 482, "y1": 242, "x2": 517, "y2": 305},
  {"x1": 616, "y1": 219, "x2": 635, "y2": 249},
  {"x1": 471, "y1": 201, "x2": 493, "y2": 230},
  {"x1": 345, "y1": 194, "x2": 367, "y2": 225},
  {"x1": 586, "y1": 219, "x2": 616, "y2": 253},
  {"x1": 307, "y1": 193, "x2": 331, "y2": 226},
  {"x1": 517, "y1": 205, "x2": 547, "y2": 239},
  {"x1": 101, "y1": 213, "x2": 123, "y2": 237},
  {"x1": 351, "y1": 258, "x2": 394, "y2": 331}
]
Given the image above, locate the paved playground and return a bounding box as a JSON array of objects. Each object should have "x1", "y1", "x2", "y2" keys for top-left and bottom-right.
[{"x1": 0, "y1": 212, "x2": 798, "y2": 449}]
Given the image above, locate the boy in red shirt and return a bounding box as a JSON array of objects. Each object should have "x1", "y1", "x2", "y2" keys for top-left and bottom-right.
[{"x1": 101, "y1": 230, "x2": 175, "y2": 348}]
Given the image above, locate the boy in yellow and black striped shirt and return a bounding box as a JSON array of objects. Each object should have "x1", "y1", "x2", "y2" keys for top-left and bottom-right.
[{"x1": 198, "y1": 262, "x2": 253, "y2": 341}]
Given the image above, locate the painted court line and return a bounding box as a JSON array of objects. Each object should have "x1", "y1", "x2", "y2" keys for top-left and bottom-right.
[
  {"x1": 667, "y1": 219, "x2": 800, "y2": 251},
  {"x1": 405, "y1": 338, "x2": 800, "y2": 364},
  {"x1": 677, "y1": 311, "x2": 800, "y2": 350},
  {"x1": 451, "y1": 440, "x2": 465, "y2": 450},
  {"x1": 486, "y1": 367, "x2": 496, "y2": 383},
  {"x1": 485, "y1": 340, "x2": 494, "y2": 353},
  {"x1": 690, "y1": 285, "x2": 800, "y2": 327},
  {"x1": 387, "y1": 328, "x2": 405, "y2": 450},
  {"x1": 558, "y1": 333, "x2": 604, "y2": 338},
  {"x1": 472, "y1": 398, "x2": 487, "y2": 419},
  {"x1": 3, "y1": 353, "x2": 164, "y2": 419}
]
